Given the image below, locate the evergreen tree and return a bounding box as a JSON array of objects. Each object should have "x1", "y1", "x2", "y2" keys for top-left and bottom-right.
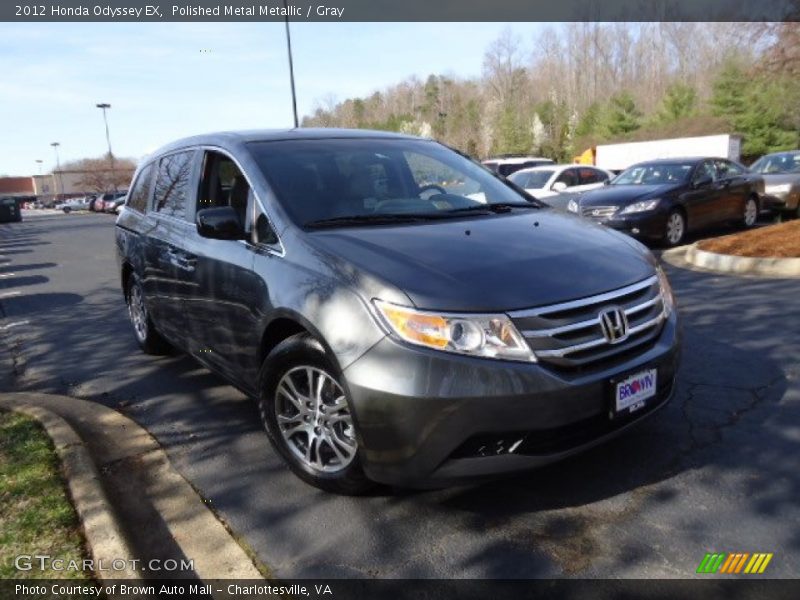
[
  {"x1": 656, "y1": 84, "x2": 697, "y2": 123},
  {"x1": 602, "y1": 92, "x2": 642, "y2": 137}
]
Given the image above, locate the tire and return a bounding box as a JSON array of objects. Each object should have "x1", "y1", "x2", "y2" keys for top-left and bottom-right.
[
  {"x1": 63, "y1": 207, "x2": 71, "y2": 214},
  {"x1": 258, "y1": 333, "x2": 372, "y2": 495},
  {"x1": 125, "y1": 273, "x2": 171, "y2": 355},
  {"x1": 742, "y1": 195, "x2": 758, "y2": 229},
  {"x1": 663, "y1": 209, "x2": 686, "y2": 247}
]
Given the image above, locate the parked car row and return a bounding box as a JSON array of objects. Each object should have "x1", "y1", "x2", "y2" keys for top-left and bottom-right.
[
  {"x1": 507, "y1": 151, "x2": 800, "y2": 246},
  {"x1": 61, "y1": 191, "x2": 127, "y2": 214}
]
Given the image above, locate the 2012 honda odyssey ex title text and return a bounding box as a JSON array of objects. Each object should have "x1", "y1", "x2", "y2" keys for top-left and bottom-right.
[{"x1": 116, "y1": 129, "x2": 680, "y2": 494}]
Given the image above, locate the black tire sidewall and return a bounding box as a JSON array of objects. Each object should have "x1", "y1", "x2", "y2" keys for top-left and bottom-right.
[{"x1": 258, "y1": 334, "x2": 371, "y2": 494}]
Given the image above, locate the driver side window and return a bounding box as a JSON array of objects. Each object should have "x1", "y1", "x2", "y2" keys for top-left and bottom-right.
[
  {"x1": 197, "y1": 151, "x2": 254, "y2": 234},
  {"x1": 693, "y1": 161, "x2": 717, "y2": 184}
]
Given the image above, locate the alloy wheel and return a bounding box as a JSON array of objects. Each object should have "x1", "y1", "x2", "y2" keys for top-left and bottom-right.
[
  {"x1": 274, "y1": 366, "x2": 357, "y2": 473},
  {"x1": 129, "y1": 283, "x2": 148, "y2": 343},
  {"x1": 744, "y1": 198, "x2": 758, "y2": 227},
  {"x1": 666, "y1": 212, "x2": 685, "y2": 245}
]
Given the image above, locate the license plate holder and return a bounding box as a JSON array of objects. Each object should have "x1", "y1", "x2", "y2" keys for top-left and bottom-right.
[{"x1": 610, "y1": 368, "x2": 657, "y2": 418}]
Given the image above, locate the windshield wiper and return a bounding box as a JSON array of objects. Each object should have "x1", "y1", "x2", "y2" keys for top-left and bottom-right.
[
  {"x1": 305, "y1": 213, "x2": 453, "y2": 229},
  {"x1": 447, "y1": 202, "x2": 541, "y2": 214}
]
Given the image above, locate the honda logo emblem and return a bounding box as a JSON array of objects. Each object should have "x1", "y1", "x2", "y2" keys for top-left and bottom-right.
[{"x1": 599, "y1": 306, "x2": 629, "y2": 344}]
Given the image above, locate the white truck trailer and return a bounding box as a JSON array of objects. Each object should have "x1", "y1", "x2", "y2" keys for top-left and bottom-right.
[{"x1": 594, "y1": 134, "x2": 743, "y2": 172}]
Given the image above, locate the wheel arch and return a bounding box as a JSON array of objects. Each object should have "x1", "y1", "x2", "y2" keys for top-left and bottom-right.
[{"x1": 258, "y1": 310, "x2": 343, "y2": 374}]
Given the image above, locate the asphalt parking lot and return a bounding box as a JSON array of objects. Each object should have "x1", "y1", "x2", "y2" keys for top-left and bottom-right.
[{"x1": 1, "y1": 211, "x2": 798, "y2": 578}]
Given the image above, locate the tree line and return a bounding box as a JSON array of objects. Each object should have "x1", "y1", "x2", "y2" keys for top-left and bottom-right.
[{"x1": 302, "y1": 23, "x2": 800, "y2": 162}]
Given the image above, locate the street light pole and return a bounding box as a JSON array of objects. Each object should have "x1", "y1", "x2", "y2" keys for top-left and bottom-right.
[
  {"x1": 96, "y1": 103, "x2": 116, "y2": 191},
  {"x1": 50, "y1": 142, "x2": 64, "y2": 201},
  {"x1": 282, "y1": 0, "x2": 299, "y2": 128}
]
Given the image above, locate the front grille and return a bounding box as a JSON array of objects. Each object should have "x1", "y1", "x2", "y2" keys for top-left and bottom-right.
[
  {"x1": 509, "y1": 276, "x2": 665, "y2": 373},
  {"x1": 581, "y1": 205, "x2": 618, "y2": 219}
]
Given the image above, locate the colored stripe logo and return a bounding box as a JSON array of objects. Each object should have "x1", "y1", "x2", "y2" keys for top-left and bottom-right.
[{"x1": 697, "y1": 553, "x2": 773, "y2": 574}]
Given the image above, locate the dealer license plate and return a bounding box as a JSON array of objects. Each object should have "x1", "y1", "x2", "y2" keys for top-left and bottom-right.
[{"x1": 614, "y1": 368, "x2": 657, "y2": 415}]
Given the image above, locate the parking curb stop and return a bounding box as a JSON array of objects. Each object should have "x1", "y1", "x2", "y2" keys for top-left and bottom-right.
[{"x1": 684, "y1": 243, "x2": 800, "y2": 278}]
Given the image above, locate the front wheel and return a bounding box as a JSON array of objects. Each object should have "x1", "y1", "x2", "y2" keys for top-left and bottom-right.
[
  {"x1": 663, "y1": 210, "x2": 686, "y2": 247},
  {"x1": 63, "y1": 207, "x2": 71, "y2": 214},
  {"x1": 742, "y1": 196, "x2": 758, "y2": 228},
  {"x1": 258, "y1": 333, "x2": 372, "y2": 495}
]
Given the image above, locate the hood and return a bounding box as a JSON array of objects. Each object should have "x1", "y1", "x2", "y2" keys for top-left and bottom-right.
[
  {"x1": 761, "y1": 173, "x2": 800, "y2": 188},
  {"x1": 579, "y1": 183, "x2": 679, "y2": 207},
  {"x1": 306, "y1": 210, "x2": 655, "y2": 312}
]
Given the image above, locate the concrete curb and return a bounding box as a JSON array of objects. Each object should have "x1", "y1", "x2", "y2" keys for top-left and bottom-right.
[
  {"x1": 684, "y1": 243, "x2": 800, "y2": 277},
  {"x1": 0, "y1": 393, "x2": 266, "y2": 586},
  {"x1": 6, "y1": 404, "x2": 141, "y2": 584}
]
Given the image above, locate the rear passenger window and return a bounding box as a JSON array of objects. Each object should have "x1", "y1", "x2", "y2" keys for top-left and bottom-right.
[
  {"x1": 556, "y1": 169, "x2": 578, "y2": 187},
  {"x1": 154, "y1": 151, "x2": 194, "y2": 218},
  {"x1": 127, "y1": 163, "x2": 154, "y2": 213},
  {"x1": 578, "y1": 168, "x2": 599, "y2": 185}
]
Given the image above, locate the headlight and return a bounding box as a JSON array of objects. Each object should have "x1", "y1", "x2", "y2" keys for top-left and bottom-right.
[
  {"x1": 656, "y1": 266, "x2": 675, "y2": 318},
  {"x1": 373, "y1": 300, "x2": 536, "y2": 362},
  {"x1": 620, "y1": 199, "x2": 661, "y2": 214},
  {"x1": 768, "y1": 184, "x2": 791, "y2": 193},
  {"x1": 567, "y1": 199, "x2": 579, "y2": 213}
]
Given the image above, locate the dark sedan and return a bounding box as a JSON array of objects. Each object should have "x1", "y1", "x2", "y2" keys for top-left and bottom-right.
[{"x1": 571, "y1": 158, "x2": 763, "y2": 246}]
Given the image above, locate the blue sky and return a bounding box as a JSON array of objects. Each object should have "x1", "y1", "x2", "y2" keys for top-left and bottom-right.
[{"x1": 0, "y1": 22, "x2": 545, "y2": 176}]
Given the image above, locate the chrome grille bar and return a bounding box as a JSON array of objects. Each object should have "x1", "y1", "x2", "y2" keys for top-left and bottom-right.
[
  {"x1": 509, "y1": 275, "x2": 658, "y2": 319},
  {"x1": 534, "y1": 310, "x2": 666, "y2": 358},
  {"x1": 521, "y1": 295, "x2": 663, "y2": 338}
]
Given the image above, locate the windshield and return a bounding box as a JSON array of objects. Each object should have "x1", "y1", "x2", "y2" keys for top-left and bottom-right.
[
  {"x1": 509, "y1": 170, "x2": 554, "y2": 189},
  {"x1": 249, "y1": 138, "x2": 537, "y2": 227},
  {"x1": 612, "y1": 163, "x2": 693, "y2": 185},
  {"x1": 750, "y1": 152, "x2": 800, "y2": 174}
]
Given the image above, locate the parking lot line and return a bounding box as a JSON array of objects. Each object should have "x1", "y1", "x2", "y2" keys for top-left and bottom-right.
[
  {"x1": 0, "y1": 320, "x2": 29, "y2": 331},
  {"x1": 0, "y1": 291, "x2": 22, "y2": 299}
]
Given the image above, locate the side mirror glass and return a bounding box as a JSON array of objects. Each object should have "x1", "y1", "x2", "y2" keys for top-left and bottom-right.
[
  {"x1": 196, "y1": 206, "x2": 245, "y2": 240},
  {"x1": 552, "y1": 181, "x2": 568, "y2": 192}
]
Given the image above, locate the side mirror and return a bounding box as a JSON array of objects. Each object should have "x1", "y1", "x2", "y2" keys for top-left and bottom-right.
[
  {"x1": 552, "y1": 181, "x2": 568, "y2": 192},
  {"x1": 693, "y1": 175, "x2": 713, "y2": 189},
  {"x1": 196, "y1": 206, "x2": 245, "y2": 240}
]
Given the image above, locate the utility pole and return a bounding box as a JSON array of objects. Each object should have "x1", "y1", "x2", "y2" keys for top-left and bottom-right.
[
  {"x1": 96, "y1": 103, "x2": 116, "y2": 191},
  {"x1": 282, "y1": 0, "x2": 299, "y2": 128},
  {"x1": 50, "y1": 142, "x2": 64, "y2": 201}
]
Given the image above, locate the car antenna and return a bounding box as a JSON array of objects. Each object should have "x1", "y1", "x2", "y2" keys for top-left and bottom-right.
[{"x1": 283, "y1": 0, "x2": 299, "y2": 129}]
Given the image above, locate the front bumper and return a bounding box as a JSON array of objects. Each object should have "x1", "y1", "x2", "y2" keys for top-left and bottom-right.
[
  {"x1": 343, "y1": 312, "x2": 680, "y2": 487},
  {"x1": 593, "y1": 210, "x2": 668, "y2": 240},
  {"x1": 762, "y1": 190, "x2": 799, "y2": 211}
]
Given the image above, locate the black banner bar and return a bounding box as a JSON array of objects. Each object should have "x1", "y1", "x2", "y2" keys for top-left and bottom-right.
[
  {"x1": 3, "y1": 579, "x2": 800, "y2": 600},
  {"x1": 3, "y1": 0, "x2": 800, "y2": 23}
]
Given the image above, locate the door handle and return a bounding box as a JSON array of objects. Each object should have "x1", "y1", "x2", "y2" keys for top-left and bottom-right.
[{"x1": 166, "y1": 248, "x2": 196, "y2": 272}]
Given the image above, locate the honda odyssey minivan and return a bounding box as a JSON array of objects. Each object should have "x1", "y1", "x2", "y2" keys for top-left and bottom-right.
[{"x1": 116, "y1": 129, "x2": 680, "y2": 493}]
